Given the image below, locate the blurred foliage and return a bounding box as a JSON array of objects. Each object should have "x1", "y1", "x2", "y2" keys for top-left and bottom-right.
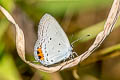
[
  {"x1": 15, "y1": 0, "x2": 113, "y2": 23},
  {"x1": 0, "y1": 0, "x2": 120, "y2": 80},
  {"x1": 81, "y1": 44, "x2": 120, "y2": 66},
  {"x1": 0, "y1": 0, "x2": 21, "y2": 80},
  {"x1": 0, "y1": 0, "x2": 15, "y2": 40},
  {"x1": 0, "y1": 19, "x2": 9, "y2": 40},
  {"x1": 0, "y1": 53, "x2": 21, "y2": 80},
  {"x1": 0, "y1": 0, "x2": 15, "y2": 12},
  {"x1": 71, "y1": 17, "x2": 120, "y2": 44}
]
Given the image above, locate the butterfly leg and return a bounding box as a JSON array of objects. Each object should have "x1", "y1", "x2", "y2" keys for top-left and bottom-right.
[
  {"x1": 73, "y1": 52, "x2": 78, "y2": 56},
  {"x1": 63, "y1": 59, "x2": 66, "y2": 62}
]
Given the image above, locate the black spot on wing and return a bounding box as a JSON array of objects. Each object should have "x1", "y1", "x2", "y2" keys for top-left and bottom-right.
[
  {"x1": 37, "y1": 51, "x2": 39, "y2": 54},
  {"x1": 38, "y1": 56, "x2": 41, "y2": 59},
  {"x1": 58, "y1": 50, "x2": 60, "y2": 52},
  {"x1": 50, "y1": 37, "x2": 52, "y2": 40},
  {"x1": 59, "y1": 43, "x2": 61, "y2": 45},
  {"x1": 51, "y1": 60, "x2": 53, "y2": 62}
]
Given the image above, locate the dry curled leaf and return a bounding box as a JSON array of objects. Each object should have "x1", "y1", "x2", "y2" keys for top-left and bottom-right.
[{"x1": 0, "y1": 0, "x2": 120, "y2": 73}]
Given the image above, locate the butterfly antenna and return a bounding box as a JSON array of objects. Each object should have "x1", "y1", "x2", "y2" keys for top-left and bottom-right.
[{"x1": 71, "y1": 34, "x2": 90, "y2": 46}]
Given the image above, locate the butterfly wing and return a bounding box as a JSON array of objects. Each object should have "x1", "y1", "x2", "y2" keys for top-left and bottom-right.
[{"x1": 34, "y1": 14, "x2": 73, "y2": 66}]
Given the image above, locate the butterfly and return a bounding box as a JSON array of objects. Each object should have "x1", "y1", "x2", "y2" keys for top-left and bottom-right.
[{"x1": 34, "y1": 14, "x2": 74, "y2": 66}]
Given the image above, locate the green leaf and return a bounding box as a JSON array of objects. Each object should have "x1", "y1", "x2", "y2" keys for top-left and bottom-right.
[{"x1": 71, "y1": 17, "x2": 120, "y2": 43}]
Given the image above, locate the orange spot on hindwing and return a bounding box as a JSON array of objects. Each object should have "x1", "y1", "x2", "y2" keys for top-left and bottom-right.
[{"x1": 37, "y1": 48, "x2": 44, "y2": 60}]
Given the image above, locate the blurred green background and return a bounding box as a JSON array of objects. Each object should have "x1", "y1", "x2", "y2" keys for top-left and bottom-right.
[{"x1": 0, "y1": 0, "x2": 120, "y2": 80}]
